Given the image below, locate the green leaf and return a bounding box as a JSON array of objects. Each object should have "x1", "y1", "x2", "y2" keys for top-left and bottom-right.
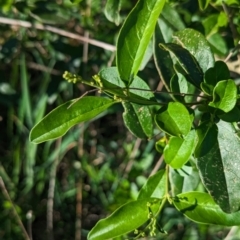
[
  {"x1": 98, "y1": 67, "x2": 157, "y2": 105},
  {"x1": 104, "y1": 0, "x2": 121, "y2": 25},
  {"x1": 198, "y1": 0, "x2": 210, "y2": 10},
  {"x1": 88, "y1": 198, "x2": 160, "y2": 240},
  {"x1": 173, "y1": 192, "x2": 240, "y2": 225},
  {"x1": 164, "y1": 130, "x2": 197, "y2": 169},
  {"x1": 153, "y1": 20, "x2": 174, "y2": 92},
  {"x1": 139, "y1": 39, "x2": 153, "y2": 70},
  {"x1": 155, "y1": 137, "x2": 166, "y2": 154},
  {"x1": 138, "y1": 170, "x2": 167, "y2": 199},
  {"x1": 161, "y1": 3, "x2": 185, "y2": 31},
  {"x1": 202, "y1": 61, "x2": 230, "y2": 95},
  {"x1": 30, "y1": 97, "x2": 116, "y2": 144},
  {"x1": 173, "y1": 29, "x2": 215, "y2": 73},
  {"x1": 122, "y1": 102, "x2": 153, "y2": 139},
  {"x1": 196, "y1": 121, "x2": 240, "y2": 213},
  {"x1": 195, "y1": 122, "x2": 218, "y2": 158},
  {"x1": 155, "y1": 102, "x2": 193, "y2": 137},
  {"x1": 117, "y1": 0, "x2": 166, "y2": 85},
  {"x1": 209, "y1": 79, "x2": 237, "y2": 113},
  {"x1": 159, "y1": 43, "x2": 203, "y2": 88},
  {"x1": 208, "y1": 33, "x2": 228, "y2": 56},
  {"x1": 169, "y1": 165, "x2": 200, "y2": 196},
  {"x1": 217, "y1": 106, "x2": 240, "y2": 122}
]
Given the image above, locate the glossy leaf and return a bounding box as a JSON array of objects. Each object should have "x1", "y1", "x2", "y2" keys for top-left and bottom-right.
[
  {"x1": 155, "y1": 102, "x2": 193, "y2": 137},
  {"x1": 196, "y1": 121, "x2": 240, "y2": 213},
  {"x1": 104, "y1": 0, "x2": 121, "y2": 25},
  {"x1": 159, "y1": 43, "x2": 203, "y2": 88},
  {"x1": 98, "y1": 67, "x2": 157, "y2": 105},
  {"x1": 138, "y1": 170, "x2": 167, "y2": 199},
  {"x1": 155, "y1": 137, "x2": 166, "y2": 154},
  {"x1": 117, "y1": 0, "x2": 166, "y2": 85},
  {"x1": 173, "y1": 28, "x2": 215, "y2": 74},
  {"x1": 164, "y1": 130, "x2": 197, "y2": 169},
  {"x1": 209, "y1": 79, "x2": 237, "y2": 113},
  {"x1": 173, "y1": 192, "x2": 240, "y2": 225},
  {"x1": 30, "y1": 97, "x2": 116, "y2": 144},
  {"x1": 88, "y1": 198, "x2": 160, "y2": 240},
  {"x1": 122, "y1": 102, "x2": 153, "y2": 139}
]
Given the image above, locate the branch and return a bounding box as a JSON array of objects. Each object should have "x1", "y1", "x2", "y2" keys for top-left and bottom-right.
[
  {"x1": 0, "y1": 177, "x2": 31, "y2": 240},
  {"x1": 0, "y1": 17, "x2": 116, "y2": 52}
]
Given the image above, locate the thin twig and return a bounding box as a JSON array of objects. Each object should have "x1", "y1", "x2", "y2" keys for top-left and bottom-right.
[
  {"x1": 123, "y1": 138, "x2": 142, "y2": 178},
  {"x1": 47, "y1": 138, "x2": 62, "y2": 240},
  {"x1": 26, "y1": 62, "x2": 61, "y2": 75},
  {"x1": 224, "y1": 226, "x2": 239, "y2": 240},
  {"x1": 150, "y1": 155, "x2": 164, "y2": 176},
  {"x1": 26, "y1": 210, "x2": 33, "y2": 240},
  {"x1": 67, "y1": 89, "x2": 100, "y2": 109},
  {"x1": 0, "y1": 17, "x2": 116, "y2": 52},
  {"x1": 75, "y1": 124, "x2": 84, "y2": 240},
  {"x1": 0, "y1": 177, "x2": 31, "y2": 240},
  {"x1": 222, "y1": 3, "x2": 239, "y2": 43}
]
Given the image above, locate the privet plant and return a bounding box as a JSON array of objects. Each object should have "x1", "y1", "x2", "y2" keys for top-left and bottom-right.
[{"x1": 30, "y1": 0, "x2": 240, "y2": 239}]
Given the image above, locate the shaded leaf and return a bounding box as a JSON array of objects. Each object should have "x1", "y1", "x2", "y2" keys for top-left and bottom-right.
[
  {"x1": 104, "y1": 0, "x2": 121, "y2": 25},
  {"x1": 161, "y1": 3, "x2": 185, "y2": 31},
  {"x1": 98, "y1": 67, "x2": 157, "y2": 105},
  {"x1": 169, "y1": 165, "x2": 200, "y2": 196},
  {"x1": 88, "y1": 198, "x2": 160, "y2": 240},
  {"x1": 217, "y1": 106, "x2": 240, "y2": 122},
  {"x1": 173, "y1": 29, "x2": 214, "y2": 73},
  {"x1": 153, "y1": 20, "x2": 174, "y2": 92},
  {"x1": 117, "y1": 0, "x2": 166, "y2": 85},
  {"x1": 173, "y1": 192, "x2": 240, "y2": 225},
  {"x1": 198, "y1": 0, "x2": 210, "y2": 10},
  {"x1": 202, "y1": 61, "x2": 230, "y2": 95},
  {"x1": 123, "y1": 102, "x2": 153, "y2": 139},
  {"x1": 159, "y1": 43, "x2": 203, "y2": 88},
  {"x1": 30, "y1": 97, "x2": 116, "y2": 144}
]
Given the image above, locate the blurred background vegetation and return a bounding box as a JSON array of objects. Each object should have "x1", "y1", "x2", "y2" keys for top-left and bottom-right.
[{"x1": 0, "y1": 0, "x2": 240, "y2": 239}]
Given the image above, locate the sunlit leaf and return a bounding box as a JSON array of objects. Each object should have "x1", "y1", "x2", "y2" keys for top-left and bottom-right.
[
  {"x1": 164, "y1": 130, "x2": 197, "y2": 169},
  {"x1": 88, "y1": 198, "x2": 160, "y2": 240},
  {"x1": 209, "y1": 79, "x2": 237, "y2": 113},
  {"x1": 117, "y1": 0, "x2": 166, "y2": 85},
  {"x1": 138, "y1": 170, "x2": 167, "y2": 199},
  {"x1": 30, "y1": 97, "x2": 117, "y2": 144},
  {"x1": 155, "y1": 102, "x2": 193, "y2": 137},
  {"x1": 196, "y1": 121, "x2": 240, "y2": 213},
  {"x1": 173, "y1": 192, "x2": 240, "y2": 225}
]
